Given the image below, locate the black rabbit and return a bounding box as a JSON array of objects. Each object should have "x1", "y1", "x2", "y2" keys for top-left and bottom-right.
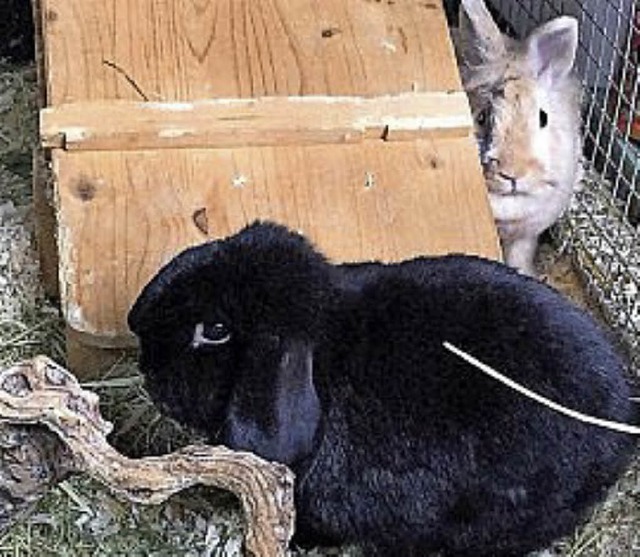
[{"x1": 128, "y1": 221, "x2": 636, "y2": 557}]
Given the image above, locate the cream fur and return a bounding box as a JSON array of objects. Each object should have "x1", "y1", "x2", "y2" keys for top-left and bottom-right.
[{"x1": 455, "y1": 2, "x2": 582, "y2": 275}]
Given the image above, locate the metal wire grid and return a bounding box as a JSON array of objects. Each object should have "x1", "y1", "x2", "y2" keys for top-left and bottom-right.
[{"x1": 488, "y1": 0, "x2": 640, "y2": 368}]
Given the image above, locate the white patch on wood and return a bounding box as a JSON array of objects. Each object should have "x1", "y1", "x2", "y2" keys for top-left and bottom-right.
[
  {"x1": 381, "y1": 39, "x2": 397, "y2": 53},
  {"x1": 232, "y1": 175, "x2": 248, "y2": 188},
  {"x1": 285, "y1": 95, "x2": 366, "y2": 105},
  {"x1": 64, "y1": 301, "x2": 85, "y2": 331},
  {"x1": 62, "y1": 127, "x2": 89, "y2": 143},
  {"x1": 57, "y1": 223, "x2": 117, "y2": 336},
  {"x1": 56, "y1": 219, "x2": 76, "y2": 323},
  {"x1": 144, "y1": 101, "x2": 195, "y2": 111},
  {"x1": 157, "y1": 128, "x2": 195, "y2": 139},
  {"x1": 355, "y1": 114, "x2": 472, "y2": 132}
]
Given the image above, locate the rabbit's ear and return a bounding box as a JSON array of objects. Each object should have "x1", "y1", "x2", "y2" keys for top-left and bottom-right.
[
  {"x1": 457, "y1": 0, "x2": 506, "y2": 67},
  {"x1": 526, "y1": 16, "x2": 578, "y2": 85},
  {"x1": 128, "y1": 242, "x2": 221, "y2": 334},
  {"x1": 222, "y1": 338, "x2": 321, "y2": 466}
]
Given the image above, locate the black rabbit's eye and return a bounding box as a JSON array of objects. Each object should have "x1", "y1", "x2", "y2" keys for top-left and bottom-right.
[
  {"x1": 204, "y1": 322, "x2": 230, "y2": 341},
  {"x1": 539, "y1": 109, "x2": 548, "y2": 128},
  {"x1": 192, "y1": 322, "x2": 231, "y2": 348}
]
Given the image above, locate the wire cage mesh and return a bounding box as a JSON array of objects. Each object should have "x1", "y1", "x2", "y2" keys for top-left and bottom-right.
[{"x1": 487, "y1": 0, "x2": 640, "y2": 370}]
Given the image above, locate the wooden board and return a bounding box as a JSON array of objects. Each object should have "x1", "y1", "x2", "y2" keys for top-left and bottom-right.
[
  {"x1": 53, "y1": 137, "x2": 499, "y2": 340},
  {"x1": 38, "y1": 0, "x2": 501, "y2": 353},
  {"x1": 40, "y1": 93, "x2": 472, "y2": 151},
  {"x1": 40, "y1": 0, "x2": 461, "y2": 103}
]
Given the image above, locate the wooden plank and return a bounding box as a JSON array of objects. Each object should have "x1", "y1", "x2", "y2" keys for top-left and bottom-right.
[
  {"x1": 41, "y1": 92, "x2": 473, "y2": 151},
  {"x1": 40, "y1": 0, "x2": 461, "y2": 104},
  {"x1": 53, "y1": 138, "x2": 500, "y2": 338}
]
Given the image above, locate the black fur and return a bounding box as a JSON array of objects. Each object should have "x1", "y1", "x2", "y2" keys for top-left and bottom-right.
[
  {"x1": 0, "y1": 0, "x2": 35, "y2": 63},
  {"x1": 129, "y1": 221, "x2": 637, "y2": 556}
]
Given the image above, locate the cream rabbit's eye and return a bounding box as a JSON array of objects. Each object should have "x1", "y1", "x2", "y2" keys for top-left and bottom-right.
[
  {"x1": 192, "y1": 322, "x2": 231, "y2": 348},
  {"x1": 476, "y1": 107, "x2": 491, "y2": 127},
  {"x1": 539, "y1": 109, "x2": 549, "y2": 128}
]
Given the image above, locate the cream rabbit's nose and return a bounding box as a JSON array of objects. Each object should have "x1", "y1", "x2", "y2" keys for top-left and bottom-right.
[
  {"x1": 497, "y1": 171, "x2": 518, "y2": 194},
  {"x1": 483, "y1": 157, "x2": 519, "y2": 193}
]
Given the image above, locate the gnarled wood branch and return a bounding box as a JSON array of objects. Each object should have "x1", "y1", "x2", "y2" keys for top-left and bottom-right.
[{"x1": 0, "y1": 356, "x2": 295, "y2": 556}]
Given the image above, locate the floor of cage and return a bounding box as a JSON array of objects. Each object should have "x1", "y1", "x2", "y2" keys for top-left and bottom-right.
[
  {"x1": 554, "y1": 165, "x2": 640, "y2": 373},
  {"x1": 0, "y1": 58, "x2": 638, "y2": 557}
]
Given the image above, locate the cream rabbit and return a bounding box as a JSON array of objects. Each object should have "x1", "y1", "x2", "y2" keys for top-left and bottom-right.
[{"x1": 455, "y1": 0, "x2": 583, "y2": 275}]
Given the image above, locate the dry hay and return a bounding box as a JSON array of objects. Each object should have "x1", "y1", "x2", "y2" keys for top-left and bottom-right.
[{"x1": 0, "y1": 58, "x2": 636, "y2": 556}]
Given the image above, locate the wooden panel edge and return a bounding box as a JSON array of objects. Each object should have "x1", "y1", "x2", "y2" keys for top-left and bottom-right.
[{"x1": 32, "y1": 148, "x2": 59, "y2": 299}]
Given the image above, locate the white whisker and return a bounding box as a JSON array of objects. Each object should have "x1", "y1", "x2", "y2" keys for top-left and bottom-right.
[{"x1": 443, "y1": 341, "x2": 640, "y2": 435}]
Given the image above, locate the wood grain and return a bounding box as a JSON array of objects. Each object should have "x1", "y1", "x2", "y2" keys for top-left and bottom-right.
[
  {"x1": 38, "y1": 0, "x2": 500, "y2": 346},
  {"x1": 53, "y1": 137, "x2": 499, "y2": 338},
  {"x1": 41, "y1": 0, "x2": 461, "y2": 103},
  {"x1": 40, "y1": 92, "x2": 473, "y2": 151}
]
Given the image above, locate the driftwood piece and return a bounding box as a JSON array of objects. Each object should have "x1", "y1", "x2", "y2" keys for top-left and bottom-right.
[{"x1": 0, "y1": 356, "x2": 296, "y2": 556}]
